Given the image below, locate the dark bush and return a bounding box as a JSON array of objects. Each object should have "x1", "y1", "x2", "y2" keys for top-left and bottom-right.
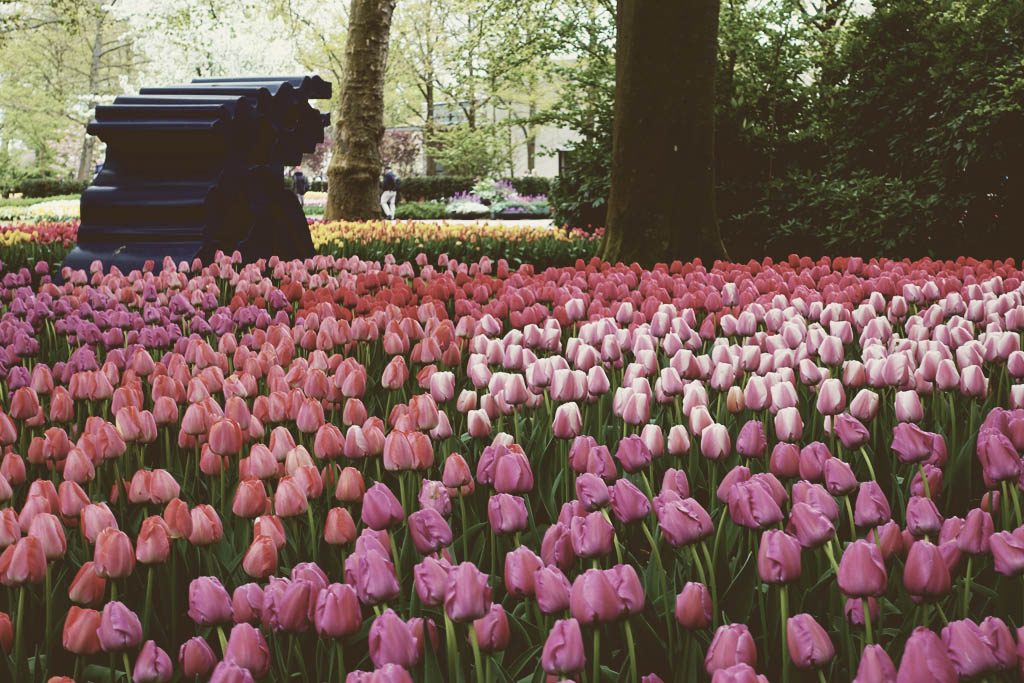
[
  {"x1": 400, "y1": 176, "x2": 474, "y2": 202},
  {"x1": 509, "y1": 177, "x2": 552, "y2": 197},
  {"x1": 15, "y1": 177, "x2": 88, "y2": 198}
]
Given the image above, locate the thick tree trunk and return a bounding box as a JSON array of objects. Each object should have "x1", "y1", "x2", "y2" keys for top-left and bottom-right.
[
  {"x1": 325, "y1": 0, "x2": 397, "y2": 221},
  {"x1": 602, "y1": 0, "x2": 728, "y2": 265}
]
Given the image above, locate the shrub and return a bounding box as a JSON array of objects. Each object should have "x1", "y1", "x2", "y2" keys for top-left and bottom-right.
[
  {"x1": 394, "y1": 201, "x2": 447, "y2": 220},
  {"x1": 509, "y1": 176, "x2": 552, "y2": 197},
  {"x1": 14, "y1": 177, "x2": 88, "y2": 198},
  {"x1": 400, "y1": 176, "x2": 475, "y2": 202}
]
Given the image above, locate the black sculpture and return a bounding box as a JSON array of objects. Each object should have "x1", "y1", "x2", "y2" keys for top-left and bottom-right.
[{"x1": 63, "y1": 75, "x2": 331, "y2": 273}]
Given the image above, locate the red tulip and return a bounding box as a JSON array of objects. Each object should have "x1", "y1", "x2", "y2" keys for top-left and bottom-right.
[{"x1": 62, "y1": 606, "x2": 102, "y2": 655}]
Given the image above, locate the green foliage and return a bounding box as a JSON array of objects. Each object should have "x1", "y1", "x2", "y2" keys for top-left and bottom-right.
[
  {"x1": 394, "y1": 201, "x2": 447, "y2": 220},
  {"x1": 400, "y1": 176, "x2": 475, "y2": 201},
  {"x1": 8, "y1": 176, "x2": 88, "y2": 198},
  {"x1": 544, "y1": 1, "x2": 614, "y2": 229},
  {"x1": 728, "y1": 170, "x2": 939, "y2": 258},
  {"x1": 430, "y1": 125, "x2": 506, "y2": 178},
  {"x1": 509, "y1": 177, "x2": 552, "y2": 197}
]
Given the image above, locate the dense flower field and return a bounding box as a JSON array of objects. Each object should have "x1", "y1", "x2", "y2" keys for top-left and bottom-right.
[
  {"x1": 0, "y1": 220, "x2": 601, "y2": 274},
  {"x1": 1, "y1": 252, "x2": 1024, "y2": 682}
]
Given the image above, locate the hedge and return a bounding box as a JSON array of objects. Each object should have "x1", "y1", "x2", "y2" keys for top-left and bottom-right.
[
  {"x1": 6, "y1": 178, "x2": 88, "y2": 198},
  {"x1": 300, "y1": 176, "x2": 553, "y2": 202}
]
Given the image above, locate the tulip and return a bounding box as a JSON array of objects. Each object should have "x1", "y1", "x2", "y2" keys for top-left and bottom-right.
[
  {"x1": 535, "y1": 564, "x2": 572, "y2": 614},
  {"x1": 368, "y1": 609, "x2": 419, "y2": 669},
  {"x1": 98, "y1": 600, "x2": 143, "y2": 652},
  {"x1": 315, "y1": 583, "x2": 362, "y2": 638},
  {"x1": 705, "y1": 623, "x2": 757, "y2": 674},
  {"x1": 940, "y1": 618, "x2": 1013, "y2": 677},
  {"x1": 188, "y1": 505, "x2": 223, "y2": 546},
  {"x1": 487, "y1": 493, "x2": 528, "y2": 535},
  {"x1": 93, "y1": 528, "x2": 135, "y2": 579},
  {"x1": 225, "y1": 622, "x2": 271, "y2": 677},
  {"x1": 906, "y1": 496, "x2": 943, "y2": 537},
  {"x1": 324, "y1": 507, "x2": 357, "y2": 545},
  {"x1": 414, "y1": 556, "x2": 451, "y2": 606},
  {"x1": 957, "y1": 508, "x2": 993, "y2": 554},
  {"x1": 903, "y1": 539, "x2": 952, "y2": 600},
  {"x1": 854, "y1": 644, "x2": 897, "y2": 683},
  {"x1": 757, "y1": 530, "x2": 801, "y2": 584},
  {"x1": 787, "y1": 613, "x2": 834, "y2": 669},
  {"x1": 232, "y1": 584, "x2": 265, "y2": 624},
  {"x1": 609, "y1": 478, "x2": 651, "y2": 524},
  {"x1": 242, "y1": 535, "x2": 278, "y2": 579},
  {"x1": 727, "y1": 479, "x2": 784, "y2": 529},
  {"x1": 787, "y1": 502, "x2": 835, "y2": 549},
  {"x1": 179, "y1": 636, "x2": 217, "y2": 678},
  {"x1": 657, "y1": 497, "x2": 713, "y2": 546},
  {"x1": 576, "y1": 473, "x2": 610, "y2": 510},
  {"x1": 233, "y1": 480, "x2": 270, "y2": 519},
  {"x1": 700, "y1": 424, "x2": 732, "y2": 460},
  {"x1": 774, "y1": 407, "x2": 804, "y2": 442},
  {"x1": 736, "y1": 420, "x2": 767, "y2": 458},
  {"x1": 542, "y1": 618, "x2": 586, "y2": 675},
  {"x1": 610, "y1": 436, "x2": 651, "y2": 476},
  {"x1": 362, "y1": 483, "x2": 405, "y2": 530},
  {"x1": 444, "y1": 562, "x2": 492, "y2": 622},
  {"x1": 473, "y1": 603, "x2": 511, "y2": 652},
  {"x1": 408, "y1": 508, "x2": 453, "y2": 554},
  {"x1": 816, "y1": 378, "x2": 846, "y2": 415},
  {"x1": 135, "y1": 516, "x2": 171, "y2": 565},
  {"x1": 854, "y1": 481, "x2": 891, "y2": 527},
  {"x1": 569, "y1": 511, "x2": 615, "y2": 558},
  {"x1": 552, "y1": 402, "x2": 583, "y2": 439},
  {"x1": 209, "y1": 661, "x2": 256, "y2": 683},
  {"x1": 335, "y1": 467, "x2": 366, "y2": 502},
  {"x1": 897, "y1": 626, "x2": 957, "y2": 683},
  {"x1": 62, "y1": 606, "x2": 102, "y2": 655},
  {"x1": 188, "y1": 576, "x2": 234, "y2": 626},
  {"x1": 675, "y1": 582, "x2": 712, "y2": 629},
  {"x1": 134, "y1": 640, "x2": 173, "y2": 683},
  {"x1": 838, "y1": 540, "x2": 887, "y2": 597},
  {"x1": 570, "y1": 569, "x2": 622, "y2": 624}
]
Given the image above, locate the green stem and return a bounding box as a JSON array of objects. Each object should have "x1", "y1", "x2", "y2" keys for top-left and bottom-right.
[
  {"x1": 123, "y1": 653, "x2": 133, "y2": 682},
  {"x1": 336, "y1": 643, "x2": 346, "y2": 681},
  {"x1": 13, "y1": 586, "x2": 25, "y2": 683},
  {"x1": 918, "y1": 463, "x2": 931, "y2": 500},
  {"x1": 444, "y1": 612, "x2": 464, "y2": 683},
  {"x1": 469, "y1": 624, "x2": 485, "y2": 683},
  {"x1": 780, "y1": 585, "x2": 791, "y2": 683},
  {"x1": 962, "y1": 556, "x2": 973, "y2": 617},
  {"x1": 862, "y1": 598, "x2": 873, "y2": 645},
  {"x1": 592, "y1": 625, "x2": 601, "y2": 683},
  {"x1": 142, "y1": 565, "x2": 155, "y2": 639},
  {"x1": 858, "y1": 447, "x2": 877, "y2": 481},
  {"x1": 458, "y1": 494, "x2": 470, "y2": 561},
  {"x1": 624, "y1": 619, "x2": 638, "y2": 682},
  {"x1": 306, "y1": 505, "x2": 319, "y2": 562},
  {"x1": 700, "y1": 541, "x2": 719, "y2": 628}
]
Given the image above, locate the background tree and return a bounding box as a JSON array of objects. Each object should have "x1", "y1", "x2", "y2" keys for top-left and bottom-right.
[
  {"x1": 325, "y1": 0, "x2": 398, "y2": 221},
  {"x1": 602, "y1": 0, "x2": 728, "y2": 264}
]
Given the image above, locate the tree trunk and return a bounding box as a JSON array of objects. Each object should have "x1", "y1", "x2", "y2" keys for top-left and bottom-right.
[
  {"x1": 602, "y1": 0, "x2": 728, "y2": 265},
  {"x1": 425, "y1": 81, "x2": 437, "y2": 175},
  {"x1": 325, "y1": 0, "x2": 398, "y2": 221},
  {"x1": 76, "y1": 11, "x2": 105, "y2": 182}
]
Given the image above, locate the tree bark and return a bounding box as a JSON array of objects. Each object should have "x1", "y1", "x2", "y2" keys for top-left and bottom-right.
[
  {"x1": 325, "y1": 0, "x2": 397, "y2": 221},
  {"x1": 602, "y1": 0, "x2": 728, "y2": 265},
  {"x1": 76, "y1": 11, "x2": 105, "y2": 182}
]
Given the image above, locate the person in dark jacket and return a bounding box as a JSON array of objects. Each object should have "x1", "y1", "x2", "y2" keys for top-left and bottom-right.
[
  {"x1": 292, "y1": 169, "x2": 309, "y2": 207},
  {"x1": 380, "y1": 166, "x2": 400, "y2": 219}
]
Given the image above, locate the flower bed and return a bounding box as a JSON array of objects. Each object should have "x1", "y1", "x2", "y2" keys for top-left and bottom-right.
[{"x1": 0, "y1": 254, "x2": 1024, "y2": 681}]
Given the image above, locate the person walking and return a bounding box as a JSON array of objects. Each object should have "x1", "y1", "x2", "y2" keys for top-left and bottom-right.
[
  {"x1": 292, "y1": 168, "x2": 309, "y2": 207},
  {"x1": 380, "y1": 166, "x2": 400, "y2": 219}
]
